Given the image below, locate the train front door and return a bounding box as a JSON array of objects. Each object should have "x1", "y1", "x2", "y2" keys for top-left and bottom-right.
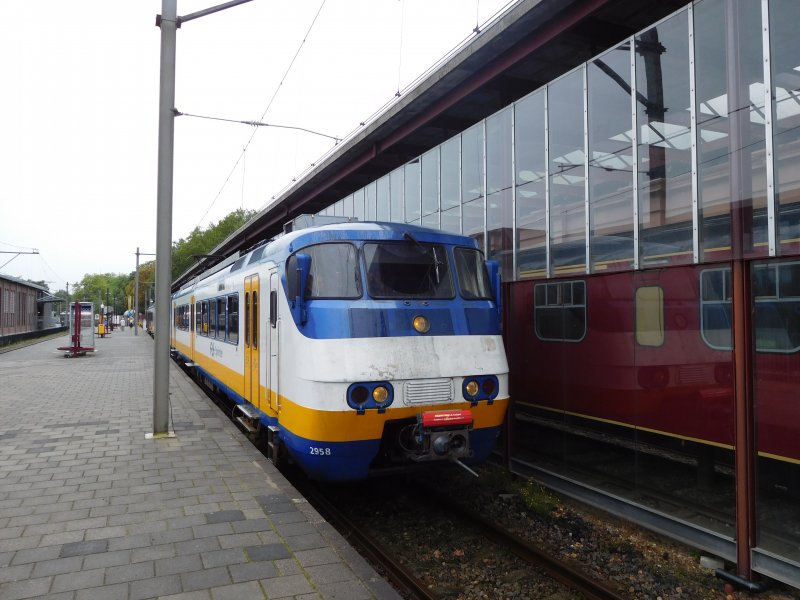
[
  {"x1": 244, "y1": 275, "x2": 261, "y2": 408},
  {"x1": 268, "y1": 271, "x2": 279, "y2": 412}
]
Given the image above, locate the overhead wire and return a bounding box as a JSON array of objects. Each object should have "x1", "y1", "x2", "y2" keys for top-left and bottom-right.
[{"x1": 193, "y1": 0, "x2": 328, "y2": 231}]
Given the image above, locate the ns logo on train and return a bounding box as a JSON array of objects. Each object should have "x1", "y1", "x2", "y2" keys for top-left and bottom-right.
[{"x1": 169, "y1": 217, "x2": 509, "y2": 482}]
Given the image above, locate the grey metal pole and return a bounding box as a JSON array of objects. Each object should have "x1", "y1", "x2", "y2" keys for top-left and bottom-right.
[
  {"x1": 134, "y1": 248, "x2": 140, "y2": 337},
  {"x1": 153, "y1": 0, "x2": 177, "y2": 437}
]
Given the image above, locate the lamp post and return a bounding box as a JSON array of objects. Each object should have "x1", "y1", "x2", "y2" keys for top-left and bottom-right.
[
  {"x1": 135, "y1": 248, "x2": 155, "y2": 337},
  {"x1": 151, "y1": 0, "x2": 254, "y2": 438}
]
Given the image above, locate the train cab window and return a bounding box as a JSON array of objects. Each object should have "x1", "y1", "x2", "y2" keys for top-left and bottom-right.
[
  {"x1": 454, "y1": 248, "x2": 492, "y2": 300},
  {"x1": 635, "y1": 287, "x2": 664, "y2": 347},
  {"x1": 534, "y1": 280, "x2": 586, "y2": 342},
  {"x1": 363, "y1": 241, "x2": 453, "y2": 299},
  {"x1": 700, "y1": 269, "x2": 732, "y2": 350},
  {"x1": 227, "y1": 294, "x2": 239, "y2": 344},
  {"x1": 753, "y1": 262, "x2": 800, "y2": 353},
  {"x1": 287, "y1": 243, "x2": 361, "y2": 299}
]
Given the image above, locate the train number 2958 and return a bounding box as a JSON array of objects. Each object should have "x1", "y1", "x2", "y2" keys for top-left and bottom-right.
[{"x1": 309, "y1": 446, "x2": 332, "y2": 456}]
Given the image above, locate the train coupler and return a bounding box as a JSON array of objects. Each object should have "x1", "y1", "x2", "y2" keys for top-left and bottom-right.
[{"x1": 407, "y1": 410, "x2": 473, "y2": 463}]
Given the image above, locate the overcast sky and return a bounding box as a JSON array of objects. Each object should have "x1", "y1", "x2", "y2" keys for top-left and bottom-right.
[{"x1": 0, "y1": 0, "x2": 513, "y2": 292}]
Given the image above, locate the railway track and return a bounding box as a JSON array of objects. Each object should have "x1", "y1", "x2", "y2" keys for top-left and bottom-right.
[{"x1": 290, "y1": 470, "x2": 629, "y2": 600}]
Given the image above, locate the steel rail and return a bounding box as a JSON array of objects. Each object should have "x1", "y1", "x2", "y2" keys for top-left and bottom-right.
[{"x1": 420, "y1": 484, "x2": 628, "y2": 600}]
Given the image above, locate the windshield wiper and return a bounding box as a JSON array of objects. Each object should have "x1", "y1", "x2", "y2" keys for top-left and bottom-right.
[{"x1": 403, "y1": 231, "x2": 441, "y2": 284}]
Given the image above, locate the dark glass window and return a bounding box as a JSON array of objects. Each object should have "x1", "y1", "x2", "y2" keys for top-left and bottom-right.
[
  {"x1": 286, "y1": 243, "x2": 361, "y2": 299},
  {"x1": 227, "y1": 295, "x2": 239, "y2": 344},
  {"x1": 534, "y1": 281, "x2": 587, "y2": 342},
  {"x1": 364, "y1": 241, "x2": 454, "y2": 299},
  {"x1": 700, "y1": 269, "x2": 732, "y2": 350},
  {"x1": 216, "y1": 298, "x2": 225, "y2": 339},
  {"x1": 454, "y1": 248, "x2": 492, "y2": 300},
  {"x1": 753, "y1": 262, "x2": 800, "y2": 353}
]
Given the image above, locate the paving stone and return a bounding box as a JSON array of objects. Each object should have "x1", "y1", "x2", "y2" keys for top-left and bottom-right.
[
  {"x1": 130, "y1": 574, "x2": 181, "y2": 600},
  {"x1": 180, "y1": 566, "x2": 231, "y2": 592},
  {"x1": 206, "y1": 509, "x2": 245, "y2": 524},
  {"x1": 229, "y1": 560, "x2": 279, "y2": 583},
  {"x1": 59, "y1": 539, "x2": 109, "y2": 558},
  {"x1": 259, "y1": 574, "x2": 314, "y2": 598},
  {"x1": 210, "y1": 581, "x2": 265, "y2": 600},
  {"x1": 316, "y1": 580, "x2": 373, "y2": 600},
  {"x1": 245, "y1": 543, "x2": 292, "y2": 561},
  {"x1": 200, "y1": 547, "x2": 246, "y2": 569},
  {"x1": 74, "y1": 582, "x2": 129, "y2": 600},
  {"x1": 0, "y1": 575, "x2": 53, "y2": 600}
]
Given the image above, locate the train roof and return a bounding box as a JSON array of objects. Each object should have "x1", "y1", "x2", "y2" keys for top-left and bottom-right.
[{"x1": 175, "y1": 221, "x2": 479, "y2": 296}]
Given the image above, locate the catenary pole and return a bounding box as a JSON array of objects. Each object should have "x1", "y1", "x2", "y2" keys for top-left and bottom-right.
[
  {"x1": 152, "y1": 0, "x2": 178, "y2": 437},
  {"x1": 152, "y1": 0, "x2": 254, "y2": 438}
]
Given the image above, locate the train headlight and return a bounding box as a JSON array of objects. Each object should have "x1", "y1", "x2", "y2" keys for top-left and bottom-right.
[
  {"x1": 462, "y1": 375, "x2": 500, "y2": 403},
  {"x1": 372, "y1": 386, "x2": 389, "y2": 403},
  {"x1": 347, "y1": 382, "x2": 394, "y2": 414},
  {"x1": 412, "y1": 315, "x2": 430, "y2": 334},
  {"x1": 351, "y1": 385, "x2": 369, "y2": 405}
]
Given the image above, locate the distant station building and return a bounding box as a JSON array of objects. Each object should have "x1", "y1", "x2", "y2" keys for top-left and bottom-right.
[
  {"x1": 0, "y1": 274, "x2": 64, "y2": 345},
  {"x1": 176, "y1": 0, "x2": 800, "y2": 589}
]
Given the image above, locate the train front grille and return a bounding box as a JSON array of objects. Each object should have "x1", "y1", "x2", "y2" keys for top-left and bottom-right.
[{"x1": 404, "y1": 379, "x2": 454, "y2": 405}]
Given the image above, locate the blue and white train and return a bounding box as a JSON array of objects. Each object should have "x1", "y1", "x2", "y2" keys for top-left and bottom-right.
[{"x1": 170, "y1": 218, "x2": 509, "y2": 482}]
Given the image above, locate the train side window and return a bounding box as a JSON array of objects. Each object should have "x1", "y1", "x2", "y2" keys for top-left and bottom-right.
[
  {"x1": 635, "y1": 286, "x2": 664, "y2": 347},
  {"x1": 217, "y1": 298, "x2": 226, "y2": 339},
  {"x1": 270, "y1": 290, "x2": 277, "y2": 328},
  {"x1": 209, "y1": 300, "x2": 217, "y2": 337},
  {"x1": 252, "y1": 291, "x2": 258, "y2": 350},
  {"x1": 753, "y1": 262, "x2": 800, "y2": 353},
  {"x1": 245, "y1": 292, "x2": 250, "y2": 347},
  {"x1": 700, "y1": 268, "x2": 732, "y2": 350},
  {"x1": 533, "y1": 280, "x2": 586, "y2": 342},
  {"x1": 201, "y1": 301, "x2": 209, "y2": 336},
  {"x1": 227, "y1": 295, "x2": 239, "y2": 344}
]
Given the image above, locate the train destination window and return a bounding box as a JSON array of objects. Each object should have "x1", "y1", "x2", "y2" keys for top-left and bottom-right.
[
  {"x1": 454, "y1": 248, "x2": 492, "y2": 300},
  {"x1": 534, "y1": 280, "x2": 586, "y2": 342},
  {"x1": 635, "y1": 286, "x2": 664, "y2": 347},
  {"x1": 364, "y1": 241, "x2": 454, "y2": 299},
  {"x1": 227, "y1": 294, "x2": 238, "y2": 344}
]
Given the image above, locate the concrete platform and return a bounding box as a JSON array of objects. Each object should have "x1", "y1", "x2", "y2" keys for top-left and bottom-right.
[{"x1": 0, "y1": 330, "x2": 402, "y2": 600}]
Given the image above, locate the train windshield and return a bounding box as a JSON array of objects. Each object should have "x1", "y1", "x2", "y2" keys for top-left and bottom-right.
[
  {"x1": 363, "y1": 240, "x2": 454, "y2": 299},
  {"x1": 287, "y1": 243, "x2": 362, "y2": 299},
  {"x1": 454, "y1": 248, "x2": 493, "y2": 300}
]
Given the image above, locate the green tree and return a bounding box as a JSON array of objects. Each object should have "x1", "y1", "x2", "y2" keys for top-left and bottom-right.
[{"x1": 171, "y1": 208, "x2": 255, "y2": 280}]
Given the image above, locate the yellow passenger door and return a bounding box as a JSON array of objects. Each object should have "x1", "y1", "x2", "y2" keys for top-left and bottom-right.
[{"x1": 244, "y1": 275, "x2": 260, "y2": 408}]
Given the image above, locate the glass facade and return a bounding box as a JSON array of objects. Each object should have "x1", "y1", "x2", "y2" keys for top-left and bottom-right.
[{"x1": 315, "y1": 0, "x2": 800, "y2": 583}]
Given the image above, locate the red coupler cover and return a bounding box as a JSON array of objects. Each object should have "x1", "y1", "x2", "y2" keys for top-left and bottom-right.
[{"x1": 421, "y1": 410, "x2": 473, "y2": 428}]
